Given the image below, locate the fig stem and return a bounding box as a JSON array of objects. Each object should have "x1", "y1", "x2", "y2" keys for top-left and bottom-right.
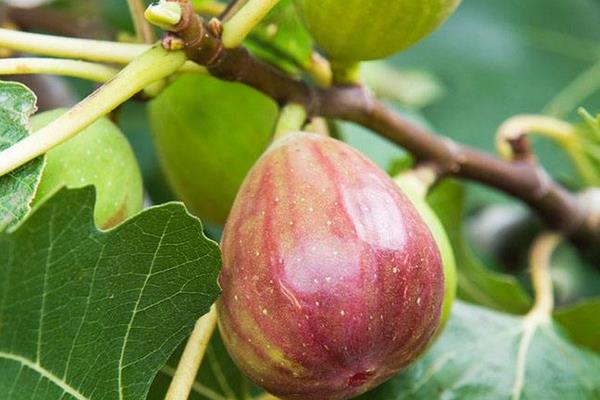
[
  {"x1": 0, "y1": 28, "x2": 204, "y2": 72},
  {"x1": 221, "y1": 0, "x2": 280, "y2": 48},
  {"x1": 195, "y1": 1, "x2": 228, "y2": 16},
  {"x1": 0, "y1": 58, "x2": 118, "y2": 83},
  {"x1": 145, "y1": 0, "x2": 184, "y2": 31},
  {"x1": 0, "y1": 28, "x2": 146, "y2": 64},
  {"x1": 330, "y1": 60, "x2": 362, "y2": 86},
  {"x1": 127, "y1": 0, "x2": 156, "y2": 43},
  {"x1": 165, "y1": 305, "x2": 218, "y2": 400},
  {"x1": 273, "y1": 103, "x2": 308, "y2": 140},
  {"x1": 394, "y1": 164, "x2": 441, "y2": 199},
  {"x1": 0, "y1": 46, "x2": 186, "y2": 178},
  {"x1": 528, "y1": 232, "x2": 562, "y2": 317},
  {"x1": 303, "y1": 117, "x2": 331, "y2": 136},
  {"x1": 306, "y1": 52, "x2": 333, "y2": 88}
]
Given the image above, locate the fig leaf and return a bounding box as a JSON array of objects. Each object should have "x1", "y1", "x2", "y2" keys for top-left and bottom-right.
[
  {"x1": 0, "y1": 81, "x2": 44, "y2": 231},
  {"x1": 0, "y1": 187, "x2": 221, "y2": 400}
]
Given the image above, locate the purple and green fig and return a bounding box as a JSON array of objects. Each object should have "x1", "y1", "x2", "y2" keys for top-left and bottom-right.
[
  {"x1": 217, "y1": 132, "x2": 445, "y2": 400},
  {"x1": 30, "y1": 109, "x2": 143, "y2": 229}
]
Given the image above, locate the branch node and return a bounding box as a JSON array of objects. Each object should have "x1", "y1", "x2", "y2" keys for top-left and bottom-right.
[
  {"x1": 162, "y1": 33, "x2": 185, "y2": 51},
  {"x1": 208, "y1": 17, "x2": 223, "y2": 37},
  {"x1": 507, "y1": 134, "x2": 534, "y2": 162}
]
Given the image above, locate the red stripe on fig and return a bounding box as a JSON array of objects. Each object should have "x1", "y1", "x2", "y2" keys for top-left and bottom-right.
[{"x1": 217, "y1": 132, "x2": 445, "y2": 400}]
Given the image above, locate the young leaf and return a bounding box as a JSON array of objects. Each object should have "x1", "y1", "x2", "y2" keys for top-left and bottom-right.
[
  {"x1": 0, "y1": 81, "x2": 44, "y2": 231},
  {"x1": 0, "y1": 187, "x2": 221, "y2": 400},
  {"x1": 569, "y1": 108, "x2": 600, "y2": 187},
  {"x1": 358, "y1": 301, "x2": 600, "y2": 399},
  {"x1": 555, "y1": 299, "x2": 600, "y2": 353},
  {"x1": 428, "y1": 180, "x2": 532, "y2": 314}
]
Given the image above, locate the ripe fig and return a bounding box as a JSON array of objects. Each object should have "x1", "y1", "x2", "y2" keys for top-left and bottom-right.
[
  {"x1": 30, "y1": 109, "x2": 143, "y2": 229},
  {"x1": 217, "y1": 132, "x2": 445, "y2": 400},
  {"x1": 294, "y1": 0, "x2": 461, "y2": 61},
  {"x1": 149, "y1": 74, "x2": 278, "y2": 225}
]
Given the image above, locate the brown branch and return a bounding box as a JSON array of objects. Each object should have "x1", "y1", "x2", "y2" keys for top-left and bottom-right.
[{"x1": 172, "y1": 2, "x2": 600, "y2": 253}]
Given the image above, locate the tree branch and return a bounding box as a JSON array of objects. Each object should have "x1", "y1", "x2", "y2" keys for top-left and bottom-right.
[{"x1": 166, "y1": 3, "x2": 599, "y2": 252}]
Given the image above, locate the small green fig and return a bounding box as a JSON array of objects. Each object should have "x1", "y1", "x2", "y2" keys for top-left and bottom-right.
[
  {"x1": 294, "y1": 0, "x2": 461, "y2": 61},
  {"x1": 30, "y1": 109, "x2": 143, "y2": 229},
  {"x1": 394, "y1": 174, "x2": 457, "y2": 333},
  {"x1": 218, "y1": 132, "x2": 445, "y2": 400},
  {"x1": 149, "y1": 74, "x2": 278, "y2": 225}
]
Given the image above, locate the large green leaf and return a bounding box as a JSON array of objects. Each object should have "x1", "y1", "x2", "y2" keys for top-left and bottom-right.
[
  {"x1": 359, "y1": 301, "x2": 600, "y2": 399},
  {"x1": 0, "y1": 81, "x2": 44, "y2": 231},
  {"x1": 0, "y1": 187, "x2": 221, "y2": 399},
  {"x1": 555, "y1": 299, "x2": 600, "y2": 354},
  {"x1": 428, "y1": 180, "x2": 532, "y2": 314}
]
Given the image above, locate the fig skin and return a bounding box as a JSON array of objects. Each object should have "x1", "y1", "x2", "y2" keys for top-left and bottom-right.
[
  {"x1": 217, "y1": 132, "x2": 445, "y2": 400},
  {"x1": 294, "y1": 0, "x2": 461, "y2": 61},
  {"x1": 30, "y1": 109, "x2": 143, "y2": 229}
]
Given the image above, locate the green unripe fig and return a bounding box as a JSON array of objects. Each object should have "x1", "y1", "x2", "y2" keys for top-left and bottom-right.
[
  {"x1": 394, "y1": 174, "x2": 457, "y2": 332},
  {"x1": 294, "y1": 0, "x2": 461, "y2": 61},
  {"x1": 30, "y1": 109, "x2": 143, "y2": 229},
  {"x1": 218, "y1": 132, "x2": 445, "y2": 400},
  {"x1": 149, "y1": 74, "x2": 278, "y2": 225}
]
